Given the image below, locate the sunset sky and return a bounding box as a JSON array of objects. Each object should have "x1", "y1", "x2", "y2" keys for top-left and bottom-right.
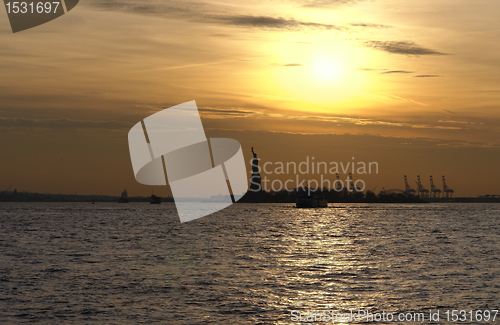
[{"x1": 1, "y1": 0, "x2": 499, "y2": 197}]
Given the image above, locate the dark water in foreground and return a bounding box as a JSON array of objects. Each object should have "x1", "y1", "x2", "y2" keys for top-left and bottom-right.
[{"x1": 0, "y1": 203, "x2": 499, "y2": 324}]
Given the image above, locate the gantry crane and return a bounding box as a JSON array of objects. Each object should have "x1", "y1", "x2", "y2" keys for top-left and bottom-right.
[
  {"x1": 430, "y1": 175, "x2": 441, "y2": 198},
  {"x1": 404, "y1": 175, "x2": 416, "y2": 195},
  {"x1": 415, "y1": 175, "x2": 429, "y2": 198},
  {"x1": 335, "y1": 173, "x2": 343, "y2": 192},
  {"x1": 442, "y1": 175, "x2": 454, "y2": 198},
  {"x1": 348, "y1": 173, "x2": 361, "y2": 192}
]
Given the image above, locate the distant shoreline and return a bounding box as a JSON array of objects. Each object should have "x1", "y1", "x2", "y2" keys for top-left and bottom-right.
[
  {"x1": 1, "y1": 191, "x2": 498, "y2": 203},
  {"x1": 0, "y1": 191, "x2": 174, "y2": 203}
]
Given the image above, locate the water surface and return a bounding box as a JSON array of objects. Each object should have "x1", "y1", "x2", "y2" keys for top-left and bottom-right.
[{"x1": 0, "y1": 203, "x2": 499, "y2": 324}]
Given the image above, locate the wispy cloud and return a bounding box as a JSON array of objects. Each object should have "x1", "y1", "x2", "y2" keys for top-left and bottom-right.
[
  {"x1": 365, "y1": 41, "x2": 448, "y2": 56},
  {"x1": 295, "y1": 0, "x2": 366, "y2": 8},
  {"x1": 351, "y1": 23, "x2": 391, "y2": 28},
  {"x1": 415, "y1": 74, "x2": 441, "y2": 78},
  {"x1": 0, "y1": 117, "x2": 130, "y2": 130},
  {"x1": 211, "y1": 15, "x2": 341, "y2": 30},
  {"x1": 381, "y1": 93, "x2": 454, "y2": 114},
  {"x1": 360, "y1": 69, "x2": 441, "y2": 77},
  {"x1": 198, "y1": 105, "x2": 462, "y2": 131},
  {"x1": 135, "y1": 59, "x2": 244, "y2": 72},
  {"x1": 90, "y1": 0, "x2": 342, "y2": 31},
  {"x1": 381, "y1": 70, "x2": 413, "y2": 74},
  {"x1": 358, "y1": 68, "x2": 385, "y2": 71},
  {"x1": 273, "y1": 63, "x2": 304, "y2": 67},
  {"x1": 438, "y1": 120, "x2": 470, "y2": 124},
  {"x1": 88, "y1": 0, "x2": 393, "y2": 33},
  {"x1": 198, "y1": 107, "x2": 257, "y2": 117}
]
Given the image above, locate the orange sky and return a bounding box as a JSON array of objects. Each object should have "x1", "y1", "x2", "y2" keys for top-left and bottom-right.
[{"x1": 0, "y1": 0, "x2": 499, "y2": 197}]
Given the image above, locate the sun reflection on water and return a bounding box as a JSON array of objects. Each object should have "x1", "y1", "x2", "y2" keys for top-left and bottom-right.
[{"x1": 0, "y1": 203, "x2": 498, "y2": 324}]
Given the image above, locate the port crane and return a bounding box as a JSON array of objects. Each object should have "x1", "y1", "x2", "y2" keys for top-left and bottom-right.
[
  {"x1": 442, "y1": 176, "x2": 454, "y2": 198},
  {"x1": 415, "y1": 175, "x2": 429, "y2": 198},
  {"x1": 335, "y1": 173, "x2": 343, "y2": 191},
  {"x1": 430, "y1": 175, "x2": 441, "y2": 198},
  {"x1": 348, "y1": 173, "x2": 361, "y2": 192},
  {"x1": 404, "y1": 175, "x2": 416, "y2": 195}
]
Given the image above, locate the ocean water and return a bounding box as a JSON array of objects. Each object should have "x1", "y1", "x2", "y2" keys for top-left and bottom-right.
[{"x1": 0, "y1": 203, "x2": 499, "y2": 324}]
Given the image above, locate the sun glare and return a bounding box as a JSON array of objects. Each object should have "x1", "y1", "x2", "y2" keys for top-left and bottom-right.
[
  {"x1": 267, "y1": 38, "x2": 369, "y2": 111},
  {"x1": 312, "y1": 58, "x2": 344, "y2": 82}
]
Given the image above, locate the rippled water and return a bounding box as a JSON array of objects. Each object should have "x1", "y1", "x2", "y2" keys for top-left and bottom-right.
[{"x1": 0, "y1": 203, "x2": 499, "y2": 324}]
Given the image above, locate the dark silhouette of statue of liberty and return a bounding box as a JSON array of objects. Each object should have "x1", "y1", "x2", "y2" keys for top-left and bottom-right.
[{"x1": 250, "y1": 147, "x2": 262, "y2": 192}]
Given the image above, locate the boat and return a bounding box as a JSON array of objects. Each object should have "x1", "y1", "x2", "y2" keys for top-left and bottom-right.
[
  {"x1": 118, "y1": 190, "x2": 129, "y2": 203},
  {"x1": 296, "y1": 187, "x2": 327, "y2": 208},
  {"x1": 316, "y1": 196, "x2": 328, "y2": 208},
  {"x1": 150, "y1": 194, "x2": 161, "y2": 204}
]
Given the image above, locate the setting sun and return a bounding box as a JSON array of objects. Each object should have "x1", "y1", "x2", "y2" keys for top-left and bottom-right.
[{"x1": 312, "y1": 57, "x2": 344, "y2": 82}]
